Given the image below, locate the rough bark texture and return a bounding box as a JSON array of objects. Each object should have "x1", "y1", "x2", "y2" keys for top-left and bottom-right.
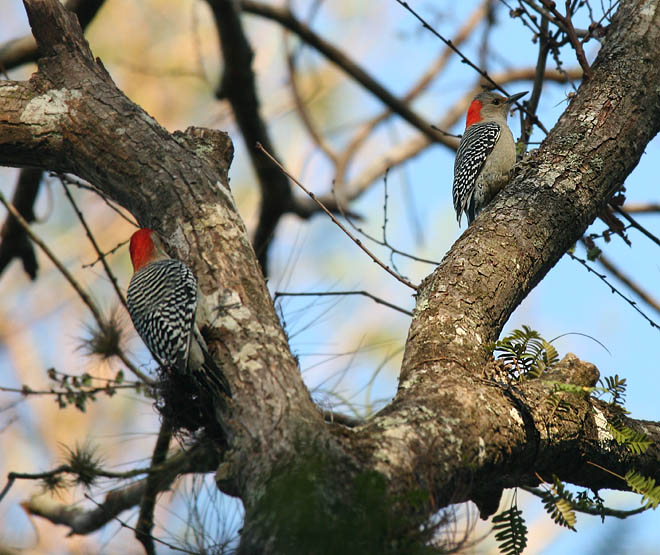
[{"x1": 1, "y1": 0, "x2": 660, "y2": 551}]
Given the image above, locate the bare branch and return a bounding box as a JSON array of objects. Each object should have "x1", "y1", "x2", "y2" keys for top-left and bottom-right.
[
  {"x1": 521, "y1": 14, "x2": 550, "y2": 146},
  {"x1": 595, "y1": 252, "x2": 660, "y2": 317},
  {"x1": 60, "y1": 178, "x2": 130, "y2": 311},
  {"x1": 522, "y1": 485, "x2": 650, "y2": 518},
  {"x1": 19, "y1": 442, "x2": 219, "y2": 536},
  {"x1": 257, "y1": 143, "x2": 418, "y2": 291},
  {"x1": 613, "y1": 205, "x2": 660, "y2": 249},
  {"x1": 341, "y1": 67, "x2": 581, "y2": 203},
  {"x1": 0, "y1": 0, "x2": 106, "y2": 72},
  {"x1": 275, "y1": 290, "x2": 413, "y2": 317},
  {"x1": 334, "y1": 0, "x2": 491, "y2": 193},
  {"x1": 241, "y1": 1, "x2": 447, "y2": 143},
  {"x1": 568, "y1": 251, "x2": 659, "y2": 329},
  {"x1": 207, "y1": 0, "x2": 292, "y2": 276},
  {"x1": 0, "y1": 168, "x2": 41, "y2": 279},
  {"x1": 623, "y1": 203, "x2": 660, "y2": 214},
  {"x1": 135, "y1": 422, "x2": 172, "y2": 555},
  {"x1": 284, "y1": 35, "x2": 339, "y2": 164},
  {"x1": 0, "y1": 191, "x2": 153, "y2": 384},
  {"x1": 539, "y1": 0, "x2": 593, "y2": 78}
]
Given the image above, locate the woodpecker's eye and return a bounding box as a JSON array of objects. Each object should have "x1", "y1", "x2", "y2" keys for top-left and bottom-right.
[{"x1": 492, "y1": 99, "x2": 501, "y2": 105}]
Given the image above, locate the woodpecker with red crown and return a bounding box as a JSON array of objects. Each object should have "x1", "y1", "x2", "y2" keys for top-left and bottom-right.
[
  {"x1": 126, "y1": 229, "x2": 231, "y2": 399},
  {"x1": 453, "y1": 90, "x2": 527, "y2": 226}
]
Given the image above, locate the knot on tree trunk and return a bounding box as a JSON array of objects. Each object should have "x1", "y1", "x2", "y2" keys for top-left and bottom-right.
[
  {"x1": 173, "y1": 127, "x2": 234, "y2": 171},
  {"x1": 545, "y1": 353, "x2": 600, "y2": 387}
]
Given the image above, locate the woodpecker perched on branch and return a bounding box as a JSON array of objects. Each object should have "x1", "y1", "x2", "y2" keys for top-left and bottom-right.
[
  {"x1": 453, "y1": 90, "x2": 527, "y2": 226},
  {"x1": 126, "y1": 229, "x2": 231, "y2": 399}
]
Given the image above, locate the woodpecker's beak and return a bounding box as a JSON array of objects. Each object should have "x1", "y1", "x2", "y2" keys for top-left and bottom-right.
[{"x1": 506, "y1": 91, "x2": 528, "y2": 104}]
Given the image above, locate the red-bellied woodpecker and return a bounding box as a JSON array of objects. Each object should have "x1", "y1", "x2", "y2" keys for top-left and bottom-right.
[
  {"x1": 453, "y1": 90, "x2": 527, "y2": 226},
  {"x1": 126, "y1": 228, "x2": 231, "y2": 398}
]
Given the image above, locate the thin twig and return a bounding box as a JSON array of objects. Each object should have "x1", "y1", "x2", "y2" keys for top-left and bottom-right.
[
  {"x1": 612, "y1": 205, "x2": 660, "y2": 249},
  {"x1": 519, "y1": 0, "x2": 576, "y2": 35},
  {"x1": 84, "y1": 494, "x2": 197, "y2": 554},
  {"x1": 506, "y1": 0, "x2": 543, "y2": 36},
  {"x1": 60, "y1": 178, "x2": 129, "y2": 310},
  {"x1": 539, "y1": 0, "x2": 593, "y2": 78},
  {"x1": 0, "y1": 476, "x2": 16, "y2": 504},
  {"x1": 521, "y1": 486, "x2": 649, "y2": 518},
  {"x1": 567, "y1": 251, "x2": 659, "y2": 330},
  {"x1": 395, "y1": 0, "x2": 549, "y2": 134},
  {"x1": 333, "y1": 184, "x2": 439, "y2": 267},
  {"x1": 0, "y1": 191, "x2": 153, "y2": 385},
  {"x1": 16, "y1": 444, "x2": 218, "y2": 536},
  {"x1": 275, "y1": 290, "x2": 413, "y2": 317},
  {"x1": 585, "y1": 460, "x2": 624, "y2": 479},
  {"x1": 6, "y1": 461, "x2": 152, "y2": 484},
  {"x1": 136, "y1": 421, "x2": 172, "y2": 555},
  {"x1": 0, "y1": 193, "x2": 102, "y2": 322},
  {"x1": 595, "y1": 251, "x2": 660, "y2": 316},
  {"x1": 257, "y1": 143, "x2": 418, "y2": 291},
  {"x1": 58, "y1": 173, "x2": 137, "y2": 226},
  {"x1": 0, "y1": 383, "x2": 138, "y2": 396},
  {"x1": 395, "y1": 0, "x2": 498, "y2": 89},
  {"x1": 82, "y1": 239, "x2": 130, "y2": 269}
]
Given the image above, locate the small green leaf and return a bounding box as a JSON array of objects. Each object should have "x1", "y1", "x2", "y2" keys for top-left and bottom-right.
[
  {"x1": 586, "y1": 246, "x2": 601, "y2": 261},
  {"x1": 626, "y1": 470, "x2": 660, "y2": 510},
  {"x1": 540, "y1": 477, "x2": 577, "y2": 531},
  {"x1": 493, "y1": 505, "x2": 528, "y2": 555}
]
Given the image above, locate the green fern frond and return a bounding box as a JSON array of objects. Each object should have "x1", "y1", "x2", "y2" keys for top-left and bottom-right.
[
  {"x1": 540, "y1": 477, "x2": 577, "y2": 531},
  {"x1": 492, "y1": 505, "x2": 528, "y2": 555},
  {"x1": 543, "y1": 496, "x2": 577, "y2": 530},
  {"x1": 491, "y1": 326, "x2": 560, "y2": 380},
  {"x1": 575, "y1": 489, "x2": 606, "y2": 522},
  {"x1": 626, "y1": 471, "x2": 660, "y2": 509},
  {"x1": 607, "y1": 424, "x2": 652, "y2": 455},
  {"x1": 604, "y1": 374, "x2": 626, "y2": 397},
  {"x1": 592, "y1": 374, "x2": 627, "y2": 408}
]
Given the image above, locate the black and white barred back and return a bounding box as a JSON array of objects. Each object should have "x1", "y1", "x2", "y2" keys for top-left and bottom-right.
[
  {"x1": 453, "y1": 121, "x2": 501, "y2": 225},
  {"x1": 127, "y1": 258, "x2": 198, "y2": 371}
]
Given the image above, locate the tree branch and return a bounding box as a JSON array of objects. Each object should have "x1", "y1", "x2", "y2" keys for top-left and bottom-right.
[
  {"x1": 0, "y1": 0, "x2": 105, "y2": 72},
  {"x1": 21, "y1": 442, "x2": 218, "y2": 536},
  {"x1": 240, "y1": 1, "x2": 447, "y2": 143},
  {"x1": 7, "y1": 0, "x2": 324, "y2": 531},
  {"x1": 3, "y1": 0, "x2": 660, "y2": 550},
  {"x1": 346, "y1": 0, "x2": 660, "y2": 515},
  {"x1": 135, "y1": 421, "x2": 172, "y2": 555},
  {"x1": 207, "y1": 0, "x2": 291, "y2": 276},
  {"x1": 0, "y1": 168, "x2": 41, "y2": 279}
]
